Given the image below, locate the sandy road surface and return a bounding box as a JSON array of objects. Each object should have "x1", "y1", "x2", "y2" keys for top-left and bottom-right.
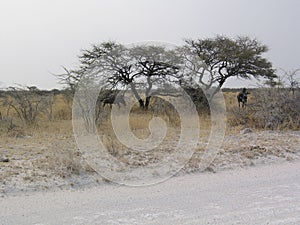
[{"x1": 1, "y1": 161, "x2": 300, "y2": 225}]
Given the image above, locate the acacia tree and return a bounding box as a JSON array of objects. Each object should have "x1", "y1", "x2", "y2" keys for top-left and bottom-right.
[
  {"x1": 60, "y1": 42, "x2": 182, "y2": 109},
  {"x1": 180, "y1": 36, "x2": 276, "y2": 100},
  {"x1": 129, "y1": 45, "x2": 182, "y2": 109},
  {"x1": 281, "y1": 68, "x2": 300, "y2": 96},
  {"x1": 3, "y1": 85, "x2": 53, "y2": 125}
]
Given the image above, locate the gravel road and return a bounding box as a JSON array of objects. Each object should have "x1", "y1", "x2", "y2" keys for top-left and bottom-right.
[{"x1": 1, "y1": 161, "x2": 300, "y2": 225}]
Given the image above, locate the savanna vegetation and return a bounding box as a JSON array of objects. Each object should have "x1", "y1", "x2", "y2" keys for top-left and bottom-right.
[
  {"x1": 1, "y1": 35, "x2": 300, "y2": 186},
  {"x1": 2, "y1": 36, "x2": 300, "y2": 135}
]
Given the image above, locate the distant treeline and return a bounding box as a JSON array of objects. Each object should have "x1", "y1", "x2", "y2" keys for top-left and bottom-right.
[{"x1": 0, "y1": 87, "x2": 267, "y2": 96}]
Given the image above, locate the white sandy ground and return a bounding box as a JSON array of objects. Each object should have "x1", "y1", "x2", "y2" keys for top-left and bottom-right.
[
  {"x1": 1, "y1": 130, "x2": 300, "y2": 194},
  {"x1": 0, "y1": 160, "x2": 299, "y2": 225}
]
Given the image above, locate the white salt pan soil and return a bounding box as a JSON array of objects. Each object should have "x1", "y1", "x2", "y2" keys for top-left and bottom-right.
[{"x1": 1, "y1": 160, "x2": 299, "y2": 225}]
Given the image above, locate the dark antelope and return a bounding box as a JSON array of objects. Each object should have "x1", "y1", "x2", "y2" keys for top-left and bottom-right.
[
  {"x1": 100, "y1": 92, "x2": 126, "y2": 108},
  {"x1": 237, "y1": 88, "x2": 250, "y2": 108}
]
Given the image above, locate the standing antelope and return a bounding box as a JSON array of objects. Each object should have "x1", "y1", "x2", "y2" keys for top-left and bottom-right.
[
  {"x1": 98, "y1": 90, "x2": 126, "y2": 108},
  {"x1": 237, "y1": 88, "x2": 250, "y2": 108}
]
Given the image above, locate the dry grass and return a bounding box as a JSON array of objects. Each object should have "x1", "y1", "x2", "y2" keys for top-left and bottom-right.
[
  {"x1": 1, "y1": 104, "x2": 213, "y2": 176},
  {"x1": 226, "y1": 88, "x2": 300, "y2": 130},
  {"x1": 1, "y1": 90, "x2": 299, "y2": 193},
  {"x1": 0, "y1": 90, "x2": 231, "y2": 186}
]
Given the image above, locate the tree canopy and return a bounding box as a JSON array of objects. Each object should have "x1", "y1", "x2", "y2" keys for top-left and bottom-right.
[
  {"x1": 59, "y1": 42, "x2": 182, "y2": 109},
  {"x1": 58, "y1": 36, "x2": 276, "y2": 108},
  {"x1": 180, "y1": 36, "x2": 276, "y2": 99}
]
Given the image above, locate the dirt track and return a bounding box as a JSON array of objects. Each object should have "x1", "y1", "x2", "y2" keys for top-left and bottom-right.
[{"x1": 1, "y1": 160, "x2": 300, "y2": 225}]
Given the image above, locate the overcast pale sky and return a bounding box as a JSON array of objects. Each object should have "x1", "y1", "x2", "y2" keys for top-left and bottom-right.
[{"x1": 0, "y1": 0, "x2": 299, "y2": 89}]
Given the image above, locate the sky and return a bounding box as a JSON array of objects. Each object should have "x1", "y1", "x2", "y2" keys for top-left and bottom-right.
[{"x1": 0, "y1": 0, "x2": 299, "y2": 90}]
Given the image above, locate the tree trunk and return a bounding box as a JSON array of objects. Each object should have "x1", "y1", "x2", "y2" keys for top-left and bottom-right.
[
  {"x1": 138, "y1": 99, "x2": 145, "y2": 108},
  {"x1": 208, "y1": 79, "x2": 225, "y2": 102},
  {"x1": 145, "y1": 96, "x2": 151, "y2": 110},
  {"x1": 130, "y1": 83, "x2": 144, "y2": 108}
]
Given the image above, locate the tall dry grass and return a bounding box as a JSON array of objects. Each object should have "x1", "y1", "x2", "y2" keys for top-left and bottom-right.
[
  {"x1": 2, "y1": 88, "x2": 299, "y2": 184},
  {"x1": 226, "y1": 88, "x2": 300, "y2": 130}
]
